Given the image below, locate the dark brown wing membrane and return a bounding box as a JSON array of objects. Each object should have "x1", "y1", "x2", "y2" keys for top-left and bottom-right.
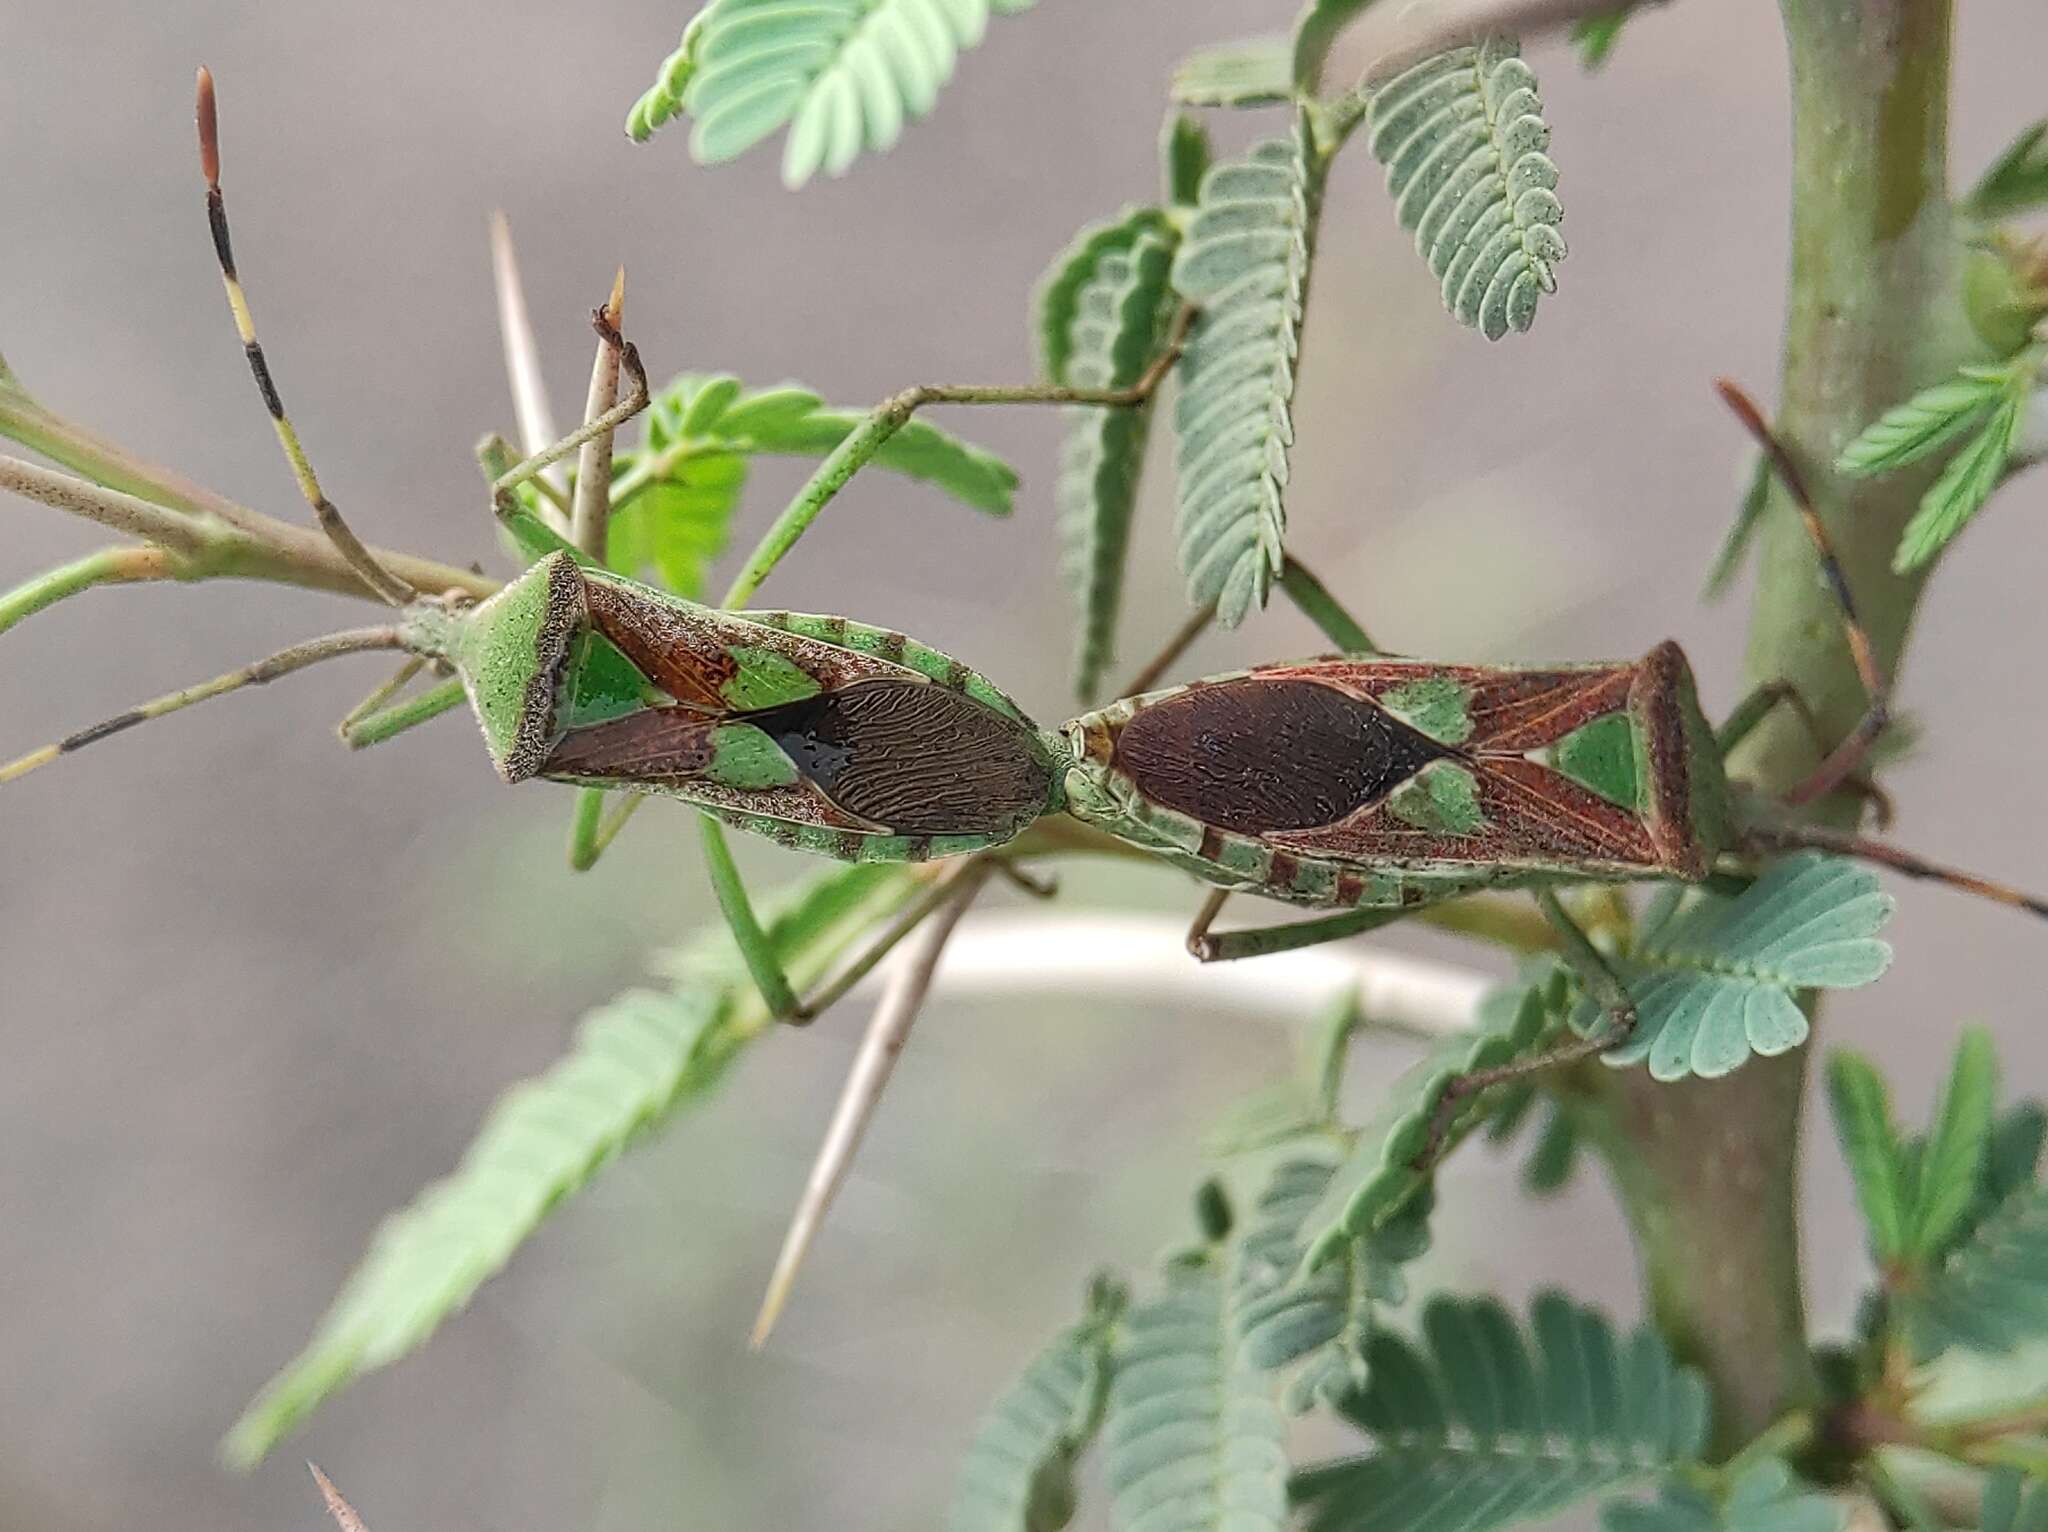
[
  {"x1": 748, "y1": 680, "x2": 1049, "y2": 836},
  {"x1": 542, "y1": 707, "x2": 722, "y2": 780},
  {"x1": 1112, "y1": 678, "x2": 1447, "y2": 833}
]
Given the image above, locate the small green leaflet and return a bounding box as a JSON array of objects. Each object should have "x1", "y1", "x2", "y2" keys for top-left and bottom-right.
[
  {"x1": 1290, "y1": 0, "x2": 1376, "y2": 91},
  {"x1": 1170, "y1": 35, "x2": 1295, "y2": 109},
  {"x1": 1979, "y1": 1469, "x2": 2048, "y2": 1532},
  {"x1": 1161, "y1": 114, "x2": 1210, "y2": 208},
  {"x1": 948, "y1": 1277, "x2": 1122, "y2": 1532},
  {"x1": 1893, "y1": 388, "x2": 2028, "y2": 572},
  {"x1": 1967, "y1": 119, "x2": 2048, "y2": 220},
  {"x1": 1900, "y1": 1181, "x2": 2048, "y2": 1360},
  {"x1": 1836, "y1": 347, "x2": 2044, "y2": 573},
  {"x1": 1910, "y1": 1027, "x2": 2001, "y2": 1260},
  {"x1": 1485, "y1": 1080, "x2": 1586, "y2": 1195},
  {"x1": 606, "y1": 372, "x2": 1015, "y2": 595},
  {"x1": 628, "y1": 0, "x2": 1041, "y2": 186},
  {"x1": 1293, "y1": 1292, "x2": 1712, "y2": 1532},
  {"x1": 1570, "y1": 855, "x2": 1894, "y2": 1083},
  {"x1": 1602, "y1": 1459, "x2": 1841, "y2": 1532},
  {"x1": 1231, "y1": 1153, "x2": 1432, "y2": 1412},
  {"x1": 1302, "y1": 975, "x2": 1554, "y2": 1269},
  {"x1": 1103, "y1": 1261, "x2": 1289, "y2": 1532},
  {"x1": 1701, "y1": 451, "x2": 1769, "y2": 599},
  {"x1": 1824, "y1": 1034, "x2": 2048, "y2": 1361},
  {"x1": 1826, "y1": 1051, "x2": 1911, "y2": 1261},
  {"x1": 1572, "y1": 12, "x2": 1631, "y2": 68}
]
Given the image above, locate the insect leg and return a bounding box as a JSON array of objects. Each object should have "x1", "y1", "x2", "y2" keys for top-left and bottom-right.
[
  {"x1": 1716, "y1": 681, "x2": 1895, "y2": 828},
  {"x1": 1188, "y1": 902, "x2": 1413, "y2": 963},
  {"x1": 1716, "y1": 379, "x2": 1890, "y2": 805},
  {"x1": 487, "y1": 321, "x2": 650, "y2": 504},
  {"x1": 719, "y1": 306, "x2": 1194, "y2": 607},
  {"x1": 1, "y1": 626, "x2": 407, "y2": 783},
  {"x1": 567, "y1": 791, "x2": 647, "y2": 872},
  {"x1": 701, "y1": 815, "x2": 805, "y2": 1017},
  {"x1": 1414, "y1": 890, "x2": 1636, "y2": 1167},
  {"x1": 194, "y1": 70, "x2": 416, "y2": 609},
  {"x1": 1743, "y1": 823, "x2": 2048, "y2": 920},
  {"x1": 1278, "y1": 556, "x2": 1379, "y2": 654},
  {"x1": 338, "y1": 674, "x2": 468, "y2": 750}
]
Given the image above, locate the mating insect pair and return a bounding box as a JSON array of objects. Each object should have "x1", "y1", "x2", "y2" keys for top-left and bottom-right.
[{"x1": 8, "y1": 72, "x2": 2047, "y2": 1121}]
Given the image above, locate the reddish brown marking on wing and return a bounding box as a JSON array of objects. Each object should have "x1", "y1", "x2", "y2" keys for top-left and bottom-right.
[
  {"x1": 1240, "y1": 658, "x2": 1640, "y2": 753},
  {"x1": 583, "y1": 579, "x2": 739, "y2": 709},
  {"x1": 1457, "y1": 666, "x2": 1638, "y2": 752},
  {"x1": 543, "y1": 707, "x2": 722, "y2": 779},
  {"x1": 1473, "y1": 758, "x2": 1663, "y2": 865},
  {"x1": 1268, "y1": 757, "x2": 1664, "y2": 872}
]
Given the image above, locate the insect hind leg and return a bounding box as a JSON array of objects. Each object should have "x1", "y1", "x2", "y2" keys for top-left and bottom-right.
[
  {"x1": 1716, "y1": 380, "x2": 1891, "y2": 807},
  {"x1": 1415, "y1": 889, "x2": 1636, "y2": 1169}
]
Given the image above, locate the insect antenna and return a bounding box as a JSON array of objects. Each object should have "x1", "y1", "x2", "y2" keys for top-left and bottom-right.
[
  {"x1": 195, "y1": 67, "x2": 417, "y2": 608},
  {"x1": 1746, "y1": 823, "x2": 2048, "y2": 921},
  {"x1": 1715, "y1": 379, "x2": 1888, "y2": 804},
  {"x1": 0, "y1": 626, "x2": 407, "y2": 784}
]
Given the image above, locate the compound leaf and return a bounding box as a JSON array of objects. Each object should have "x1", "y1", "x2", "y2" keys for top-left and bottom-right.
[
  {"x1": 1896, "y1": 1180, "x2": 2048, "y2": 1361},
  {"x1": 1057, "y1": 230, "x2": 1180, "y2": 698},
  {"x1": 1232, "y1": 1153, "x2": 1432, "y2": 1412},
  {"x1": 1838, "y1": 349, "x2": 2045, "y2": 573},
  {"x1": 1603, "y1": 1459, "x2": 1841, "y2": 1532},
  {"x1": 1303, "y1": 976, "x2": 1553, "y2": 1269},
  {"x1": 1366, "y1": 38, "x2": 1567, "y2": 339},
  {"x1": 1967, "y1": 120, "x2": 2048, "y2": 220},
  {"x1": 1170, "y1": 116, "x2": 1326, "y2": 626},
  {"x1": 1836, "y1": 365, "x2": 2012, "y2": 477},
  {"x1": 1036, "y1": 207, "x2": 1178, "y2": 385},
  {"x1": 950, "y1": 1279, "x2": 1124, "y2": 1532},
  {"x1": 1103, "y1": 1262, "x2": 1288, "y2": 1532},
  {"x1": 1171, "y1": 36, "x2": 1295, "y2": 109},
  {"x1": 1573, "y1": 855, "x2": 1894, "y2": 1083},
  {"x1": 224, "y1": 863, "x2": 921, "y2": 1467},
  {"x1": 1892, "y1": 388, "x2": 2028, "y2": 573},
  {"x1": 1294, "y1": 1292, "x2": 1711, "y2": 1532},
  {"x1": 629, "y1": 0, "x2": 1041, "y2": 186}
]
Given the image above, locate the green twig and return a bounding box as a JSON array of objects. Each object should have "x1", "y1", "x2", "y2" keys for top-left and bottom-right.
[{"x1": 0, "y1": 544, "x2": 182, "y2": 636}]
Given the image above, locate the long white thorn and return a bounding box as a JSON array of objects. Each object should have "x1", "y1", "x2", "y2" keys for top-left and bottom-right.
[
  {"x1": 750, "y1": 861, "x2": 994, "y2": 1348},
  {"x1": 488, "y1": 211, "x2": 568, "y2": 531},
  {"x1": 308, "y1": 1463, "x2": 372, "y2": 1532}
]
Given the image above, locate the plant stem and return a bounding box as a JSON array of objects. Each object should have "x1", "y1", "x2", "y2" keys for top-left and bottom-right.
[
  {"x1": 1598, "y1": 0, "x2": 1968, "y2": 1453},
  {"x1": 0, "y1": 377, "x2": 496, "y2": 602},
  {"x1": 0, "y1": 545, "x2": 180, "y2": 636}
]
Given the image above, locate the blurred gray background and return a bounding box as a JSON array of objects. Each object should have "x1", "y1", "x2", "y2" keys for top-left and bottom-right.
[{"x1": 3, "y1": 3, "x2": 2045, "y2": 1528}]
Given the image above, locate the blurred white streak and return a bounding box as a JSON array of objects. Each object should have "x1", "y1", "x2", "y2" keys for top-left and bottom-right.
[
  {"x1": 489, "y1": 211, "x2": 570, "y2": 527},
  {"x1": 858, "y1": 911, "x2": 1491, "y2": 1038}
]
